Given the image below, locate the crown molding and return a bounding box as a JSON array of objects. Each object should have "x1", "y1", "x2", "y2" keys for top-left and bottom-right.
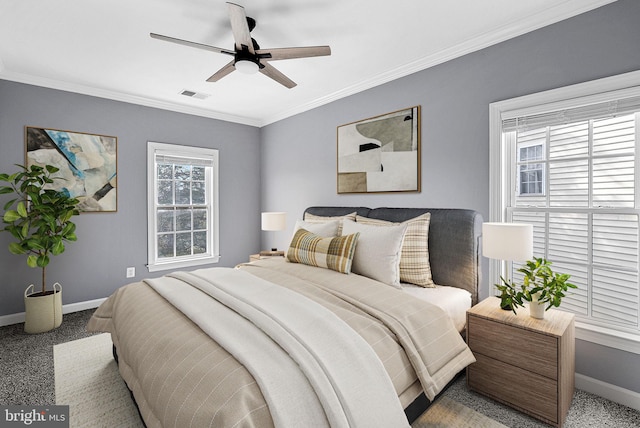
[
  {"x1": 0, "y1": 71, "x2": 262, "y2": 127},
  {"x1": 1, "y1": 0, "x2": 616, "y2": 128},
  {"x1": 259, "y1": 0, "x2": 617, "y2": 126}
]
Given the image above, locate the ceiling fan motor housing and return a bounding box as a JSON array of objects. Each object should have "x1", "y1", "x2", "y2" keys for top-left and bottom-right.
[{"x1": 234, "y1": 46, "x2": 263, "y2": 72}]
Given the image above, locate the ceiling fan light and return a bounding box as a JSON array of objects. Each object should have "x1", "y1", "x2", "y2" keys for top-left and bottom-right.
[{"x1": 235, "y1": 59, "x2": 259, "y2": 74}]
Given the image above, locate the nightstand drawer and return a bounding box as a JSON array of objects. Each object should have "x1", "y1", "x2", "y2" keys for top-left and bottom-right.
[
  {"x1": 468, "y1": 353, "x2": 558, "y2": 424},
  {"x1": 468, "y1": 315, "x2": 558, "y2": 379}
]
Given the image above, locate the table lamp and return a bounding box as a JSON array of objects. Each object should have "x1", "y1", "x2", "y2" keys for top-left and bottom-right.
[
  {"x1": 482, "y1": 222, "x2": 533, "y2": 310},
  {"x1": 260, "y1": 212, "x2": 287, "y2": 256}
]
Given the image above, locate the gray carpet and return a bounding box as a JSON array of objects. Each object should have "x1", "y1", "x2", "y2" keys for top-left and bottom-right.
[{"x1": 2, "y1": 309, "x2": 639, "y2": 427}]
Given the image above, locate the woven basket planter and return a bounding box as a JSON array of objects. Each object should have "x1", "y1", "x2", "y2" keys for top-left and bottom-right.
[{"x1": 24, "y1": 283, "x2": 63, "y2": 334}]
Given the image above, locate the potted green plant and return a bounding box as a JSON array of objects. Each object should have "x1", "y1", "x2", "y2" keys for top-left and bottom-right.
[
  {"x1": 495, "y1": 257, "x2": 577, "y2": 319},
  {"x1": 0, "y1": 164, "x2": 80, "y2": 333}
]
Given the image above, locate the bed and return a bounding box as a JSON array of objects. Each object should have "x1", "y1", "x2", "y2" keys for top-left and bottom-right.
[{"x1": 87, "y1": 206, "x2": 482, "y2": 428}]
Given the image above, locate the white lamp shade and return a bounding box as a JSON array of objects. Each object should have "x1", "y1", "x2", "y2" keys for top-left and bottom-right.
[
  {"x1": 261, "y1": 212, "x2": 287, "y2": 231},
  {"x1": 482, "y1": 222, "x2": 533, "y2": 262}
]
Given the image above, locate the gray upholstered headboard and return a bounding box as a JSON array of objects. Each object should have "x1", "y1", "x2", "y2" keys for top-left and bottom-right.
[{"x1": 304, "y1": 206, "x2": 483, "y2": 305}]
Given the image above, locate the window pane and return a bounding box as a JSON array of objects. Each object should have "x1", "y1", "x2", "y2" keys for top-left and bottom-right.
[
  {"x1": 157, "y1": 163, "x2": 173, "y2": 180},
  {"x1": 552, "y1": 261, "x2": 588, "y2": 316},
  {"x1": 175, "y1": 181, "x2": 191, "y2": 204},
  {"x1": 193, "y1": 209, "x2": 207, "y2": 230},
  {"x1": 192, "y1": 166, "x2": 205, "y2": 181},
  {"x1": 176, "y1": 209, "x2": 192, "y2": 231},
  {"x1": 157, "y1": 234, "x2": 174, "y2": 258},
  {"x1": 176, "y1": 232, "x2": 192, "y2": 256},
  {"x1": 593, "y1": 214, "x2": 638, "y2": 270},
  {"x1": 548, "y1": 213, "x2": 588, "y2": 264},
  {"x1": 193, "y1": 231, "x2": 207, "y2": 254},
  {"x1": 157, "y1": 210, "x2": 174, "y2": 232},
  {"x1": 593, "y1": 115, "x2": 635, "y2": 156},
  {"x1": 593, "y1": 155, "x2": 635, "y2": 208},
  {"x1": 549, "y1": 158, "x2": 588, "y2": 207},
  {"x1": 192, "y1": 181, "x2": 205, "y2": 204},
  {"x1": 592, "y1": 267, "x2": 638, "y2": 326},
  {"x1": 549, "y1": 122, "x2": 588, "y2": 159},
  {"x1": 157, "y1": 181, "x2": 173, "y2": 205},
  {"x1": 175, "y1": 165, "x2": 191, "y2": 180}
]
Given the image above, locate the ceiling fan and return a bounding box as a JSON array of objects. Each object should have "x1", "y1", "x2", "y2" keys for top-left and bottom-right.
[{"x1": 150, "y1": 2, "x2": 331, "y2": 89}]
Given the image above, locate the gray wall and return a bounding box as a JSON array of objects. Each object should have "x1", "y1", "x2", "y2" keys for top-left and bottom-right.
[
  {"x1": 0, "y1": 80, "x2": 262, "y2": 316},
  {"x1": 260, "y1": 0, "x2": 640, "y2": 393}
]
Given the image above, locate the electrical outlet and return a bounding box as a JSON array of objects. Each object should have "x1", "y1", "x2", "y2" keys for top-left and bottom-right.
[{"x1": 126, "y1": 267, "x2": 135, "y2": 278}]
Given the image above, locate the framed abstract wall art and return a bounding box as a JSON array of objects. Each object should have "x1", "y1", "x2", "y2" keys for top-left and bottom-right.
[
  {"x1": 25, "y1": 126, "x2": 117, "y2": 212},
  {"x1": 337, "y1": 106, "x2": 420, "y2": 193}
]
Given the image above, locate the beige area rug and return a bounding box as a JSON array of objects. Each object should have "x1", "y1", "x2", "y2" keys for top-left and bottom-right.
[
  {"x1": 54, "y1": 333, "x2": 144, "y2": 427},
  {"x1": 54, "y1": 333, "x2": 505, "y2": 428},
  {"x1": 412, "y1": 396, "x2": 507, "y2": 428}
]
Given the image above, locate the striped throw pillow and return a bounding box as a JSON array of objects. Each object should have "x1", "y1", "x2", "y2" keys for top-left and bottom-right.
[
  {"x1": 287, "y1": 228, "x2": 360, "y2": 274},
  {"x1": 356, "y1": 213, "x2": 434, "y2": 287}
]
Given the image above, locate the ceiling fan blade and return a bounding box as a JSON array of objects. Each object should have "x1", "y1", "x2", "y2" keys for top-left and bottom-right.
[
  {"x1": 206, "y1": 60, "x2": 236, "y2": 82},
  {"x1": 227, "y1": 2, "x2": 254, "y2": 53},
  {"x1": 150, "y1": 33, "x2": 235, "y2": 56},
  {"x1": 259, "y1": 62, "x2": 296, "y2": 88},
  {"x1": 257, "y1": 46, "x2": 331, "y2": 61}
]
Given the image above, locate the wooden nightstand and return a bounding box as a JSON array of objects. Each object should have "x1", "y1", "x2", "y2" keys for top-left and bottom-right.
[
  {"x1": 466, "y1": 296, "x2": 575, "y2": 427},
  {"x1": 249, "y1": 252, "x2": 285, "y2": 262}
]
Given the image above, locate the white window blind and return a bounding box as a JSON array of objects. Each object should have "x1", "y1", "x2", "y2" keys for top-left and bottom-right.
[
  {"x1": 505, "y1": 103, "x2": 640, "y2": 338},
  {"x1": 502, "y1": 95, "x2": 640, "y2": 132}
]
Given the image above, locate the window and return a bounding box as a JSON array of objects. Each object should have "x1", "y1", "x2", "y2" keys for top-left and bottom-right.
[
  {"x1": 517, "y1": 139, "x2": 545, "y2": 196},
  {"x1": 490, "y1": 72, "x2": 640, "y2": 353},
  {"x1": 147, "y1": 142, "x2": 219, "y2": 272}
]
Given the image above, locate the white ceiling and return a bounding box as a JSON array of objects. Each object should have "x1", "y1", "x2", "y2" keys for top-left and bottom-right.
[{"x1": 0, "y1": 0, "x2": 615, "y2": 127}]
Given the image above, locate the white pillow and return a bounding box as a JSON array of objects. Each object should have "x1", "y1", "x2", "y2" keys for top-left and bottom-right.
[
  {"x1": 341, "y1": 220, "x2": 408, "y2": 288},
  {"x1": 303, "y1": 212, "x2": 357, "y2": 235},
  {"x1": 293, "y1": 219, "x2": 341, "y2": 238},
  {"x1": 356, "y1": 213, "x2": 434, "y2": 287}
]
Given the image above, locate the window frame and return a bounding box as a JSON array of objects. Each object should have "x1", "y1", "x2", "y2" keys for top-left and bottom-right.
[
  {"x1": 147, "y1": 141, "x2": 220, "y2": 272},
  {"x1": 489, "y1": 70, "x2": 640, "y2": 355}
]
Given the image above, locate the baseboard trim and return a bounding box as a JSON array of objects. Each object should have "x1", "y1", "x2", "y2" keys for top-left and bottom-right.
[
  {"x1": 0, "y1": 298, "x2": 106, "y2": 327},
  {"x1": 575, "y1": 373, "x2": 640, "y2": 412}
]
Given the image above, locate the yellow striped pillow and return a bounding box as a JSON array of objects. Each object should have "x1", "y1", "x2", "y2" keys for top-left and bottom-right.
[
  {"x1": 356, "y1": 213, "x2": 434, "y2": 287},
  {"x1": 287, "y1": 228, "x2": 360, "y2": 274}
]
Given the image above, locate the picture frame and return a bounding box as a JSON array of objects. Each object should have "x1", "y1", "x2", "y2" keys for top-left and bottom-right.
[
  {"x1": 25, "y1": 126, "x2": 117, "y2": 212},
  {"x1": 337, "y1": 106, "x2": 420, "y2": 194}
]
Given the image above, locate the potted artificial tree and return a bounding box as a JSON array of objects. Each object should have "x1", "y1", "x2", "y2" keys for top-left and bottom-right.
[
  {"x1": 0, "y1": 164, "x2": 79, "y2": 333},
  {"x1": 495, "y1": 257, "x2": 577, "y2": 319}
]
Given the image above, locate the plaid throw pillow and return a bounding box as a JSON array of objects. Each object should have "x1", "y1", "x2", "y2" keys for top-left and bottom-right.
[{"x1": 287, "y1": 228, "x2": 359, "y2": 274}]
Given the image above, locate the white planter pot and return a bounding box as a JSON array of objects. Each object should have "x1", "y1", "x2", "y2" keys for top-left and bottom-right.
[
  {"x1": 24, "y1": 283, "x2": 62, "y2": 334},
  {"x1": 529, "y1": 293, "x2": 546, "y2": 319}
]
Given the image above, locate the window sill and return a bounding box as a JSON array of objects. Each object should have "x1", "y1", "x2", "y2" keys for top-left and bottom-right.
[
  {"x1": 147, "y1": 255, "x2": 220, "y2": 273},
  {"x1": 575, "y1": 322, "x2": 640, "y2": 355}
]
